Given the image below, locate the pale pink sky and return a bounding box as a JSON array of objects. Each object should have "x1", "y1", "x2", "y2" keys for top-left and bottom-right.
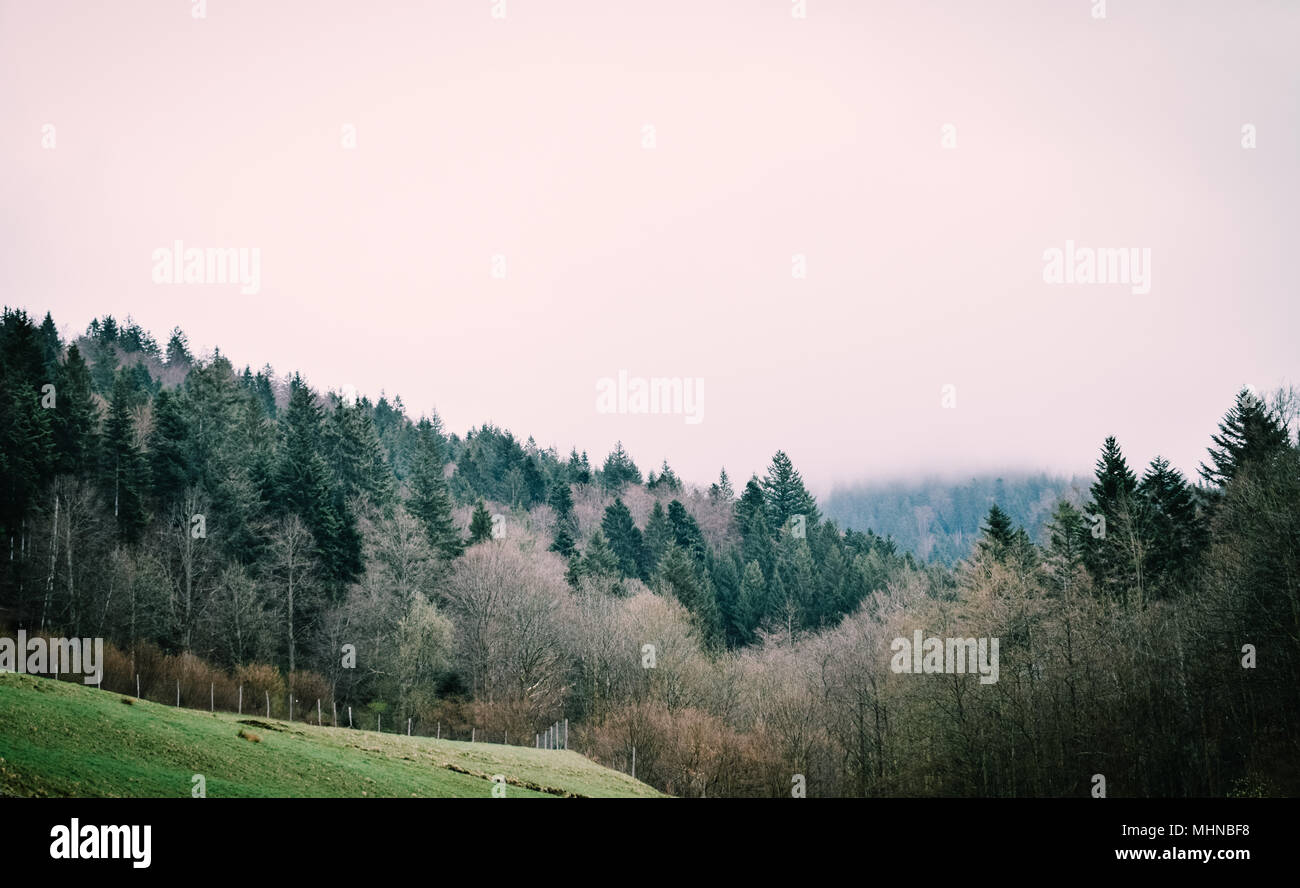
[{"x1": 3, "y1": 0, "x2": 1297, "y2": 493}]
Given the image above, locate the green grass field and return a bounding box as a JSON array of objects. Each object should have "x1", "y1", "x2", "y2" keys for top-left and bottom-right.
[{"x1": 0, "y1": 673, "x2": 663, "y2": 798}]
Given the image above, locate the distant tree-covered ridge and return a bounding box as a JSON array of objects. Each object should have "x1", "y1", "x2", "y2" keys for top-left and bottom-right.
[{"x1": 825, "y1": 473, "x2": 1087, "y2": 564}]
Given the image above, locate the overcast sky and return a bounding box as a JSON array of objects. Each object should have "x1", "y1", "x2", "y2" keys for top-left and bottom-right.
[{"x1": 3, "y1": 0, "x2": 1296, "y2": 494}]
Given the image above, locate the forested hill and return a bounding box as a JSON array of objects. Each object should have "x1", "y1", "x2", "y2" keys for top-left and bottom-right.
[
  {"x1": 3, "y1": 307, "x2": 1299, "y2": 797},
  {"x1": 825, "y1": 474, "x2": 1086, "y2": 564}
]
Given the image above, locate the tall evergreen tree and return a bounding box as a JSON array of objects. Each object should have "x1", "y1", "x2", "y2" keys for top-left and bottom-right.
[
  {"x1": 100, "y1": 372, "x2": 151, "y2": 543},
  {"x1": 601, "y1": 498, "x2": 646, "y2": 579},
  {"x1": 408, "y1": 418, "x2": 462, "y2": 559},
  {"x1": 275, "y1": 377, "x2": 362, "y2": 582},
  {"x1": 468, "y1": 499, "x2": 493, "y2": 544},
  {"x1": 976, "y1": 504, "x2": 1017, "y2": 562},
  {"x1": 600, "y1": 441, "x2": 642, "y2": 492},
  {"x1": 1139, "y1": 456, "x2": 1206, "y2": 595},
  {"x1": 1199, "y1": 388, "x2": 1290, "y2": 487},
  {"x1": 761, "y1": 451, "x2": 820, "y2": 532}
]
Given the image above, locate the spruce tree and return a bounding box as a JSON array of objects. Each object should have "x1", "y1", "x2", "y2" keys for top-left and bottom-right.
[
  {"x1": 642, "y1": 501, "x2": 673, "y2": 573},
  {"x1": 761, "y1": 451, "x2": 820, "y2": 532},
  {"x1": 977, "y1": 504, "x2": 1017, "y2": 562},
  {"x1": 1139, "y1": 456, "x2": 1206, "y2": 594},
  {"x1": 579, "y1": 530, "x2": 622, "y2": 581},
  {"x1": 600, "y1": 441, "x2": 642, "y2": 492},
  {"x1": 601, "y1": 498, "x2": 647, "y2": 578},
  {"x1": 1199, "y1": 388, "x2": 1290, "y2": 487},
  {"x1": 468, "y1": 500, "x2": 494, "y2": 544},
  {"x1": 100, "y1": 372, "x2": 151, "y2": 543},
  {"x1": 51, "y1": 344, "x2": 95, "y2": 474},
  {"x1": 409, "y1": 419, "x2": 463, "y2": 558}
]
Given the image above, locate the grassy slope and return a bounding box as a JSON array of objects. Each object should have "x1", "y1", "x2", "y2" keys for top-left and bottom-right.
[{"x1": 0, "y1": 673, "x2": 662, "y2": 798}]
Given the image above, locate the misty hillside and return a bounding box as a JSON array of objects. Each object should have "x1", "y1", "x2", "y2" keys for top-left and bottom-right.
[{"x1": 825, "y1": 474, "x2": 1088, "y2": 564}]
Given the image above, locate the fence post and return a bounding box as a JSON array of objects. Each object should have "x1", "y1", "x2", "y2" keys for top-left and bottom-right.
[
  {"x1": 289, "y1": 695, "x2": 294, "y2": 723},
  {"x1": 504, "y1": 730, "x2": 508, "y2": 745},
  {"x1": 348, "y1": 705, "x2": 353, "y2": 728},
  {"x1": 318, "y1": 698, "x2": 322, "y2": 725},
  {"x1": 175, "y1": 679, "x2": 179, "y2": 707},
  {"x1": 136, "y1": 674, "x2": 140, "y2": 700},
  {"x1": 333, "y1": 700, "x2": 337, "y2": 727},
  {"x1": 632, "y1": 745, "x2": 636, "y2": 780},
  {"x1": 471, "y1": 727, "x2": 475, "y2": 743},
  {"x1": 407, "y1": 717, "x2": 411, "y2": 736},
  {"x1": 238, "y1": 685, "x2": 242, "y2": 714},
  {"x1": 265, "y1": 690, "x2": 269, "y2": 718},
  {"x1": 210, "y1": 682, "x2": 214, "y2": 712},
  {"x1": 535, "y1": 733, "x2": 539, "y2": 748},
  {"x1": 436, "y1": 722, "x2": 440, "y2": 740},
  {"x1": 564, "y1": 718, "x2": 568, "y2": 750}
]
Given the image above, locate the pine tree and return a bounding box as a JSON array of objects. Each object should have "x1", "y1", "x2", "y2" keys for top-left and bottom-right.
[
  {"x1": 548, "y1": 478, "x2": 575, "y2": 523},
  {"x1": 579, "y1": 530, "x2": 622, "y2": 581},
  {"x1": 601, "y1": 498, "x2": 647, "y2": 578},
  {"x1": 600, "y1": 441, "x2": 642, "y2": 492},
  {"x1": 567, "y1": 449, "x2": 592, "y2": 485},
  {"x1": 709, "y1": 467, "x2": 735, "y2": 501},
  {"x1": 1042, "y1": 500, "x2": 1089, "y2": 596},
  {"x1": 51, "y1": 344, "x2": 95, "y2": 474},
  {"x1": 100, "y1": 372, "x2": 151, "y2": 543},
  {"x1": 642, "y1": 501, "x2": 673, "y2": 573},
  {"x1": 468, "y1": 500, "x2": 493, "y2": 544},
  {"x1": 1085, "y1": 437, "x2": 1147, "y2": 602},
  {"x1": 1139, "y1": 456, "x2": 1206, "y2": 595},
  {"x1": 409, "y1": 419, "x2": 462, "y2": 558},
  {"x1": 549, "y1": 524, "x2": 576, "y2": 558},
  {"x1": 762, "y1": 451, "x2": 820, "y2": 532},
  {"x1": 648, "y1": 460, "x2": 681, "y2": 492},
  {"x1": 1199, "y1": 388, "x2": 1290, "y2": 487},
  {"x1": 1090, "y1": 436, "x2": 1138, "y2": 517},
  {"x1": 275, "y1": 377, "x2": 362, "y2": 582},
  {"x1": 165, "y1": 327, "x2": 193, "y2": 366},
  {"x1": 324, "y1": 399, "x2": 394, "y2": 505},
  {"x1": 38, "y1": 312, "x2": 61, "y2": 376},
  {"x1": 655, "y1": 544, "x2": 722, "y2": 644},
  {"x1": 976, "y1": 504, "x2": 1017, "y2": 562},
  {"x1": 667, "y1": 499, "x2": 707, "y2": 563},
  {"x1": 147, "y1": 388, "x2": 193, "y2": 506},
  {"x1": 738, "y1": 559, "x2": 767, "y2": 643}
]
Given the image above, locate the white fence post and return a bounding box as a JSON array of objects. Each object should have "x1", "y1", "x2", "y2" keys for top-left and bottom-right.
[{"x1": 238, "y1": 684, "x2": 242, "y2": 714}]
